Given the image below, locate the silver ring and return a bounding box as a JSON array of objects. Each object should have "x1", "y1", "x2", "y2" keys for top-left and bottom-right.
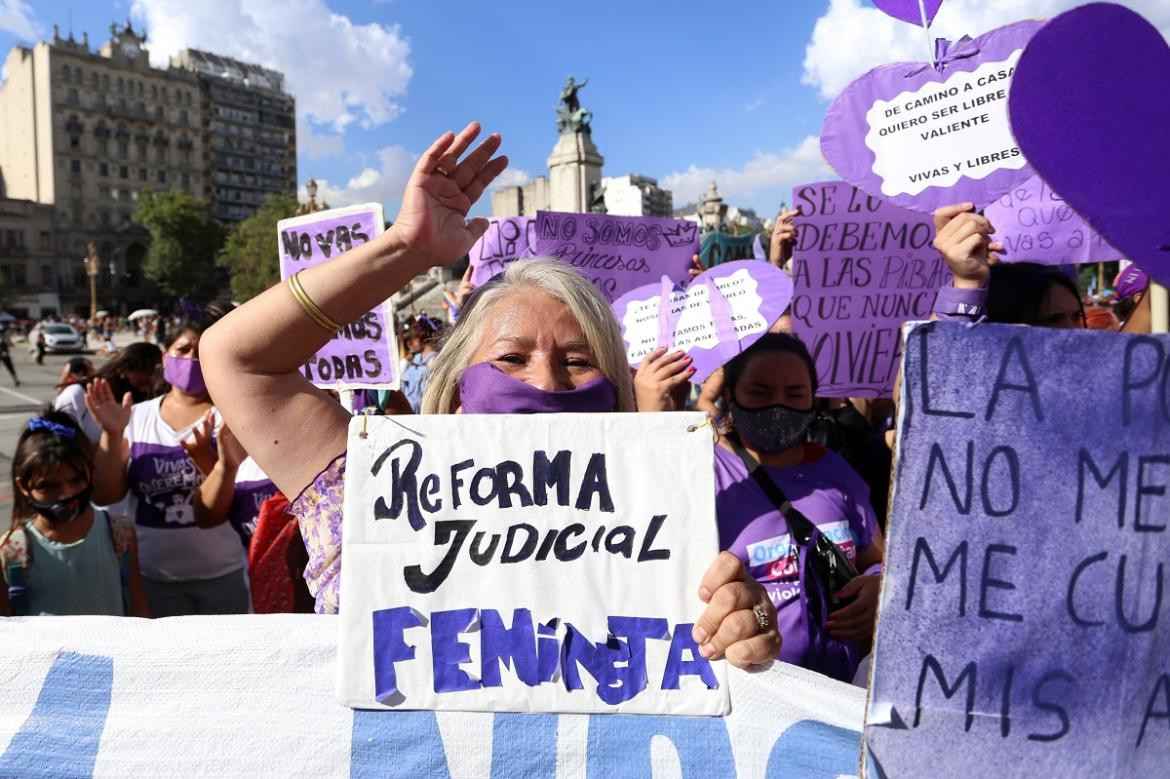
[
  {"x1": 752, "y1": 603, "x2": 770, "y2": 633},
  {"x1": 434, "y1": 165, "x2": 451, "y2": 176}
]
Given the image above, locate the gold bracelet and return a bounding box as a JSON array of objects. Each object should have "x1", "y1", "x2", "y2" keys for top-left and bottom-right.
[{"x1": 288, "y1": 271, "x2": 343, "y2": 333}]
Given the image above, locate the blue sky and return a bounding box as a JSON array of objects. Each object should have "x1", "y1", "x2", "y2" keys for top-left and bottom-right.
[{"x1": 2, "y1": 0, "x2": 1168, "y2": 221}]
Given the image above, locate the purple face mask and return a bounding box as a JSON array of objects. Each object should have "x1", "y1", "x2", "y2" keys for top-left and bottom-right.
[
  {"x1": 164, "y1": 354, "x2": 206, "y2": 395},
  {"x1": 458, "y1": 362, "x2": 616, "y2": 414}
]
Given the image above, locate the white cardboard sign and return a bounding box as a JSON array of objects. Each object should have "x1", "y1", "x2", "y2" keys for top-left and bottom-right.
[
  {"x1": 336, "y1": 412, "x2": 726, "y2": 715},
  {"x1": 277, "y1": 203, "x2": 400, "y2": 390}
]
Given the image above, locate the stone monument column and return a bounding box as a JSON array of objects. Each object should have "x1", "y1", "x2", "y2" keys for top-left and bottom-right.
[{"x1": 548, "y1": 76, "x2": 604, "y2": 213}]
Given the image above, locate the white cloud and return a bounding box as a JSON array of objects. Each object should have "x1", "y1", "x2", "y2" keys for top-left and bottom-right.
[
  {"x1": 301, "y1": 144, "x2": 414, "y2": 209},
  {"x1": 802, "y1": 0, "x2": 1170, "y2": 100},
  {"x1": 0, "y1": 0, "x2": 38, "y2": 40},
  {"x1": 297, "y1": 115, "x2": 343, "y2": 161},
  {"x1": 131, "y1": 0, "x2": 412, "y2": 133},
  {"x1": 661, "y1": 135, "x2": 832, "y2": 208},
  {"x1": 745, "y1": 98, "x2": 763, "y2": 112},
  {"x1": 490, "y1": 168, "x2": 531, "y2": 190}
]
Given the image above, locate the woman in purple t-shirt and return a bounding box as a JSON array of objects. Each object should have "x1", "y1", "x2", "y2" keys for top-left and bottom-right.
[{"x1": 713, "y1": 333, "x2": 885, "y2": 682}]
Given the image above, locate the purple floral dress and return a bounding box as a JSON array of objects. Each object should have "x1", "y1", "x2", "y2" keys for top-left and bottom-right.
[{"x1": 289, "y1": 454, "x2": 346, "y2": 614}]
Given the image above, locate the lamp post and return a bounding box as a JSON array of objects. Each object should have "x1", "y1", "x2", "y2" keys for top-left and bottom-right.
[
  {"x1": 295, "y1": 178, "x2": 329, "y2": 215},
  {"x1": 83, "y1": 242, "x2": 100, "y2": 321}
]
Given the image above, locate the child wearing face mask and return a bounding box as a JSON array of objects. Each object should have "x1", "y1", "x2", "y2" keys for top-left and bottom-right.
[{"x1": 0, "y1": 411, "x2": 150, "y2": 616}]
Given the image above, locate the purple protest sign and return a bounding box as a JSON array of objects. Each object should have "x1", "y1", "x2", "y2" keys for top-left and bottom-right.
[
  {"x1": 866, "y1": 322, "x2": 1170, "y2": 776},
  {"x1": 277, "y1": 203, "x2": 400, "y2": 390},
  {"x1": 820, "y1": 20, "x2": 1042, "y2": 213},
  {"x1": 1009, "y1": 3, "x2": 1170, "y2": 288},
  {"x1": 467, "y1": 216, "x2": 537, "y2": 287},
  {"x1": 534, "y1": 211, "x2": 699, "y2": 303},
  {"x1": 789, "y1": 181, "x2": 948, "y2": 397},
  {"x1": 611, "y1": 261, "x2": 792, "y2": 385},
  {"x1": 984, "y1": 175, "x2": 1122, "y2": 266},
  {"x1": 873, "y1": 0, "x2": 943, "y2": 27}
]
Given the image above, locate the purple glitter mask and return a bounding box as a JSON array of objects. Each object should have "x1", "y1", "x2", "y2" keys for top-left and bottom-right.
[{"x1": 458, "y1": 362, "x2": 616, "y2": 414}]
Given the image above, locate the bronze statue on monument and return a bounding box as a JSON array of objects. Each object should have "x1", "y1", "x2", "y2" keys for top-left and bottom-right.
[{"x1": 556, "y1": 75, "x2": 593, "y2": 135}]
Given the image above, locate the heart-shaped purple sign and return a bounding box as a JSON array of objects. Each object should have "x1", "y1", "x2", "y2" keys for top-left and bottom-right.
[
  {"x1": 873, "y1": 0, "x2": 943, "y2": 27},
  {"x1": 1009, "y1": 3, "x2": 1170, "y2": 288},
  {"x1": 610, "y1": 261, "x2": 793, "y2": 385},
  {"x1": 821, "y1": 20, "x2": 1042, "y2": 213}
]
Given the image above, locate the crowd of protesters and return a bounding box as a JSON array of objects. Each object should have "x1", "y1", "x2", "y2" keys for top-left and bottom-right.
[{"x1": 0, "y1": 123, "x2": 1153, "y2": 687}]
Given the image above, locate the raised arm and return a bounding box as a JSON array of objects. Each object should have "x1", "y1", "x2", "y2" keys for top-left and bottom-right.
[{"x1": 200, "y1": 123, "x2": 507, "y2": 498}]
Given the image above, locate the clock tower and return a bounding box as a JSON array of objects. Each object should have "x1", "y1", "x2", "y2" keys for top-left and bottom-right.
[{"x1": 99, "y1": 20, "x2": 148, "y2": 65}]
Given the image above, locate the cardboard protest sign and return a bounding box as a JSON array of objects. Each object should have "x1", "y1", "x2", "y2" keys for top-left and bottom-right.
[
  {"x1": 1009, "y1": 3, "x2": 1169, "y2": 287},
  {"x1": 611, "y1": 262, "x2": 793, "y2": 385},
  {"x1": 533, "y1": 211, "x2": 698, "y2": 303},
  {"x1": 337, "y1": 413, "x2": 726, "y2": 715},
  {"x1": 278, "y1": 203, "x2": 400, "y2": 390},
  {"x1": 789, "y1": 181, "x2": 948, "y2": 397},
  {"x1": 865, "y1": 322, "x2": 1170, "y2": 777},
  {"x1": 984, "y1": 174, "x2": 1122, "y2": 266},
  {"x1": 874, "y1": 0, "x2": 944, "y2": 27},
  {"x1": 467, "y1": 216, "x2": 537, "y2": 287},
  {"x1": 820, "y1": 20, "x2": 1042, "y2": 213},
  {"x1": 1, "y1": 615, "x2": 867, "y2": 777},
  {"x1": 699, "y1": 231, "x2": 758, "y2": 267}
]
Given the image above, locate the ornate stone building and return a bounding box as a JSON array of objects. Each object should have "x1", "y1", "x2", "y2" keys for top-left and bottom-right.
[
  {"x1": 0, "y1": 22, "x2": 297, "y2": 314},
  {"x1": 0, "y1": 22, "x2": 208, "y2": 313}
]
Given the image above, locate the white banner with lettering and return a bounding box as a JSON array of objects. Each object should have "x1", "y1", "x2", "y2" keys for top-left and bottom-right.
[{"x1": 0, "y1": 615, "x2": 865, "y2": 777}]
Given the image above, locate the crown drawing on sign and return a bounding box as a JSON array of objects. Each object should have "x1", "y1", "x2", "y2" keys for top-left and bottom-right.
[{"x1": 661, "y1": 222, "x2": 698, "y2": 248}]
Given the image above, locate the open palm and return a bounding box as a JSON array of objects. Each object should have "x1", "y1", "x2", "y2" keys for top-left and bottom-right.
[{"x1": 393, "y1": 122, "x2": 509, "y2": 268}]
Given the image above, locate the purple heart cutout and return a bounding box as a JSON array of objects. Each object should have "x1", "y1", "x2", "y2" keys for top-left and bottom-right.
[
  {"x1": 611, "y1": 261, "x2": 793, "y2": 385},
  {"x1": 820, "y1": 20, "x2": 1042, "y2": 213},
  {"x1": 1009, "y1": 3, "x2": 1170, "y2": 288},
  {"x1": 873, "y1": 0, "x2": 944, "y2": 27}
]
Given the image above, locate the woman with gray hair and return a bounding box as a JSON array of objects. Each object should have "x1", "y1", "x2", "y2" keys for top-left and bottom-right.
[{"x1": 187, "y1": 123, "x2": 778, "y2": 668}]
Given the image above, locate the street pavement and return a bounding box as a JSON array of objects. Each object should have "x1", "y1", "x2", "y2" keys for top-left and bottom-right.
[{"x1": 0, "y1": 341, "x2": 115, "y2": 530}]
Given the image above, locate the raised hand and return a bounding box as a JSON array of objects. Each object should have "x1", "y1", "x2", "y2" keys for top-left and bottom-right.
[
  {"x1": 633, "y1": 347, "x2": 695, "y2": 411},
  {"x1": 84, "y1": 378, "x2": 132, "y2": 436},
  {"x1": 827, "y1": 574, "x2": 881, "y2": 641},
  {"x1": 770, "y1": 208, "x2": 800, "y2": 267},
  {"x1": 692, "y1": 552, "x2": 781, "y2": 668},
  {"x1": 180, "y1": 410, "x2": 219, "y2": 478},
  {"x1": 392, "y1": 122, "x2": 510, "y2": 269},
  {"x1": 932, "y1": 203, "x2": 1004, "y2": 288}
]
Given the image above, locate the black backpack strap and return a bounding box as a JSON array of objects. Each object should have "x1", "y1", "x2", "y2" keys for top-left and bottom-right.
[{"x1": 727, "y1": 436, "x2": 819, "y2": 545}]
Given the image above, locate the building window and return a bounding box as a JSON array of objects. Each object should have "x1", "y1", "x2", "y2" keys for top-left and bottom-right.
[
  {"x1": 137, "y1": 143, "x2": 147, "y2": 161},
  {"x1": 155, "y1": 106, "x2": 163, "y2": 119},
  {"x1": 139, "y1": 168, "x2": 147, "y2": 182},
  {"x1": 101, "y1": 74, "x2": 109, "y2": 90},
  {"x1": 13, "y1": 266, "x2": 26, "y2": 287},
  {"x1": 41, "y1": 265, "x2": 53, "y2": 288},
  {"x1": 116, "y1": 77, "x2": 123, "y2": 92},
  {"x1": 39, "y1": 232, "x2": 49, "y2": 250},
  {"x1": 70, "y1": 135, "x2": 80, "y2": 149},
  {"x1": 67, "y1": 88, "x2": 79, "y2": 104},
  {"x1": 70, "y1": 159, "x2": 81, "y2": 174},
  {"x1": 99, "y1": 162, "x2": 108, "y2": 177},
  {"x1": 97, "y1": 138, "x2": 108, "y2": 154},
  {"x1": 157, "y1": 170, "x2": 166, "y2": 184},
  {"x1": 117, "y1": 141, "x2": 128, "y2": 158},
  {"x1": 119, "y1": 166, "x2": 128, "y2": 179},
  {"x1": 181, "y1": 173, "x2": 190, "y2": 187},
  {"x1": 179, "y1": 109, "x2": 188, "y2": 125},
  {"x1": 100, "y1": 211, "x2": 110, "y2": 228}
]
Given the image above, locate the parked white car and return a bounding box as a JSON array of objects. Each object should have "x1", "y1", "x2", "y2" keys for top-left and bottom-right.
[{"x1": 30, "y1": 323, "x2": 85, "y2": 354}]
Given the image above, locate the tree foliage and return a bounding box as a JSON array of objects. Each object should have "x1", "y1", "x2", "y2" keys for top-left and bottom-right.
[
  {"x1": 133, "y1": 190, "x2": 226, "y2": 301},
  {"x1": 217, "y1": 193, "x2": 299, "y2": 302}
]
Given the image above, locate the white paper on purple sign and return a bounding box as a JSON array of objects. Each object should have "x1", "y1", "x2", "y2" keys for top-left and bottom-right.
[{"x1": 616, "y1": 262, "x2": 793, "y2": 384}]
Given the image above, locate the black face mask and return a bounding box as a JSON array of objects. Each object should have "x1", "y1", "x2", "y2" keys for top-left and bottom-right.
[
  {"x1": 26, "y1": 485, "x2": 93, "y2": 525},
  {"x1": 731, "y1": 401, "x2": 815, "y2": 454}
]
